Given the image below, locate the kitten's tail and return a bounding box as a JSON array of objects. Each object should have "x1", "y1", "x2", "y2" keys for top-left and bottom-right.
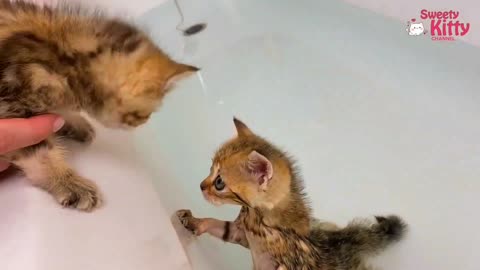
[{"x1": 314, "y1": 215, "x2": 407, "y2": 260}]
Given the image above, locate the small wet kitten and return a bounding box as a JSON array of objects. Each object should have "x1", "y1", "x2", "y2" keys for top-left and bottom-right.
[
  {"x1": 0, "y1": 0, "x2": 198, "y2": 211},
  {"x1": 177, "y1": 119, "x2": 406, "y2": 270}
]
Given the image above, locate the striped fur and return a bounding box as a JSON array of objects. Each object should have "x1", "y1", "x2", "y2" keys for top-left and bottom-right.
[
  {"x1": 0, "y1": 0, "x2": 198, "y2": 211},
  {"x1": 177, "y1": 118, "x2": 406, "y2": 269}
]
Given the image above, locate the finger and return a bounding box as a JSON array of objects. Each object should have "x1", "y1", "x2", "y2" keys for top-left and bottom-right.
[
  {"x1": 0, "y1": 161, "x2": 10, "y2": 172},
  {"x1": 0, "y1": 114, "x2": 65, "y2": 154}
]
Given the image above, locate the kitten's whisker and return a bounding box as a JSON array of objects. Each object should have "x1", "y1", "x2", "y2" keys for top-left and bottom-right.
[{"x1": 196, "y1": 71, "x2": 208, "y2": 96}]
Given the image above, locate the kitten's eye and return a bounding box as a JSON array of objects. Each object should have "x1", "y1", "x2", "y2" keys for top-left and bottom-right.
[{"x1": 214, "y1": 175, "x2": 225, "y2": 191}]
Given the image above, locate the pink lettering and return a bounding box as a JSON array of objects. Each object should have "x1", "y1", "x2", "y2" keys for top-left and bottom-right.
[
  {"x1": 452, "y1": 11, "x2": 459, "y2": 20},
  {"x1": 431, "y1": 20, "x2": 442, "y2": 35},
  {"x1": 421, "y1": 9, "x2": 461, "y2": 19},
  {"x1": 420, "y1": 9, "x2": 428, "y2": 19},
  {"x1": 453, "y1": 21, "x2": 460, "y2": 35},
  {"x1": 428, "y1": 11, "x2": 437, "y2": 19},
  {"x1": 420, "y1": 10, "x2": 470, "y2": 38},
  {"x1": 431, "y1": 36, "x2": 455, "y2": 41},
  {"x1": 460, "y1": 23, "x2": 470, "y2": 36},
  {"x1": 447, "y1": 21, "x2": 454, "y2": 36}
]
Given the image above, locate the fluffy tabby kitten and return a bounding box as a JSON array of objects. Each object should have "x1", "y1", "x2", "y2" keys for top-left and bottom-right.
[
  {"x1": 177, "y1": 119, "x2": 406, "y2": 270},
  {"x1": 0, "y1": 0, "x2": 198, "y2": 211}
]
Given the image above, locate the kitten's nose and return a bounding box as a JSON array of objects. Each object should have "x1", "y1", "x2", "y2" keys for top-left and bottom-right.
[{"x1": 200, "y1": 182, "x2": 207, "y2": 191}]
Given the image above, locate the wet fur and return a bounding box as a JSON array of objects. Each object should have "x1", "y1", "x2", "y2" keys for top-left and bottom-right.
[
  {"x1": 177, "y1": 118, "x2": 406, "y2": 269},
  {"x1": 0, "y1": 0, "x2": 198, "y2": 211}
]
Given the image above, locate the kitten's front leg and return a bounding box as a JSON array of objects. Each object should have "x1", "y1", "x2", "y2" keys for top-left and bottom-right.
[
  {"x1": 176, "y1": 209, "x2": 249, "y2": 248},
  {"x1": 10, "y1": 138, "x2": 101, "y2": 211},
  {"x1": 56, "y1": 113, "x2": 95, "y2": 144}
]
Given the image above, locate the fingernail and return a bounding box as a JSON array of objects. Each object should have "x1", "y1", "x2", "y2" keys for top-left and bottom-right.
[{"x1": 53, "y1": 117, "x2": 65, "y2": 132}]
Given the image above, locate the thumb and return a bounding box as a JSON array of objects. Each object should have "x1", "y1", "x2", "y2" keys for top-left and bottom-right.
[
  {"x1": 0, "y1": 115, "x2": 65, "y2": 154},
  {"x1": 0, "y1": 161, "x2": 10, "y2": 171}
]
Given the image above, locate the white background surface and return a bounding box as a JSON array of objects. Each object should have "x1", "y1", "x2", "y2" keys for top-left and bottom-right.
[{"x1": 0, "y1": 122, "x2": 190, "y2": 270}]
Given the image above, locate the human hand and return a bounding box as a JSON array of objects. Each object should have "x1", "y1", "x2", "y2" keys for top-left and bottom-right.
[{"x1": 0, "y1": 115, "x2": 65, "y2": 171}]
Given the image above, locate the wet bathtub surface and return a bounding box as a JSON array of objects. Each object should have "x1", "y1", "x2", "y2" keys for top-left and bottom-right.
[{"x1": 136, "y1": 0, "x2": 480, "y2": 269}]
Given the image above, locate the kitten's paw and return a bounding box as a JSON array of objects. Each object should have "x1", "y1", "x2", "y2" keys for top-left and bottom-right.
[
  {"x1": 53, "y1": 176, "x2": 102, "y2": 212},
  {"x1": 176, "y1": 209, "x2": 193, "y2": 219},
  {"x1": 77, "y1": 124, "x2": 96, "y2": 144},
  {"x1": 57, "y1": 122, "x2": 96, "y2": 144},
  {"x1": 176, "y1": 209, "x2": 201, "y2": 235}
]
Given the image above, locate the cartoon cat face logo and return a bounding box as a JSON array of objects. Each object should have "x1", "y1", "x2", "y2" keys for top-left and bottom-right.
[{"x1": 406, "y1": 19, "x2": 427, "y2": 36}]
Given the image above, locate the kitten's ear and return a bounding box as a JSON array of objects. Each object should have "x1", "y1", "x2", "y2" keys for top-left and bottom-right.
[
  {"x1": 165, "y1": 63, "x2": 200, "y2": 90},
  {"x1": 233, "y1": 117, "x2": 254, "y2": 137},
  {"x1": 247, "y1": 151, "x2": 273, "y2": 191}
]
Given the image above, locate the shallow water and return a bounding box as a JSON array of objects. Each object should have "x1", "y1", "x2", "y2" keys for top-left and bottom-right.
[{"x1": 135, "y1": 0, "x2": 480, "y2": 269}]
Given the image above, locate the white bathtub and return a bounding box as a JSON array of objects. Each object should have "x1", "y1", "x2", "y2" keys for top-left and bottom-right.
[{"x1": 135, "y1": 0, "x2": 480, "y2": 269}]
